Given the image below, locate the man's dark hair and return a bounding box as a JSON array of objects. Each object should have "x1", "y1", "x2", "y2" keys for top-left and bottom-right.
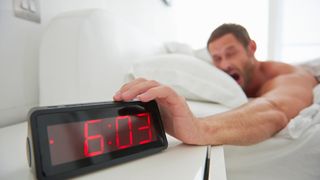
[{"x1": 207, "y1": 23, "x2": 251, "y2": 48}]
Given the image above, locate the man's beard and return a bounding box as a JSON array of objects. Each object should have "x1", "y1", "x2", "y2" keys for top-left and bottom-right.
[{"x1": 241, "y1": 59, "x2": 255, "y2": 89}]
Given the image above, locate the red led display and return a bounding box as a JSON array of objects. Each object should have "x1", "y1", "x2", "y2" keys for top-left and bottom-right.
[{"x1": 47, "y1": 113, "x2": 157, "y2": 165}]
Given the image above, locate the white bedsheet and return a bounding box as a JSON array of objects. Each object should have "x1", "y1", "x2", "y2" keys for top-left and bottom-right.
[
  {"x1": 224, "y1": 125, "x2": 320, "y2": 180},
  {"x1": 187, "y1": 84, "x2": 320, "y2": 180},
  {"x1": 277, "y1": 84, "x2": 320, "y2": 139}
]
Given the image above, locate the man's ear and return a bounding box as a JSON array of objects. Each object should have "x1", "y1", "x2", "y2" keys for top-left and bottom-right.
[{"x1": 247, "y1": 40, "x2": 256, "y2": 56}]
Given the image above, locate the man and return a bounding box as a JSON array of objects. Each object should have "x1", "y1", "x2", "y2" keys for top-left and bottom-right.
[{"x1": 113, "y1": 23, "x2": 318, "y2": 145}]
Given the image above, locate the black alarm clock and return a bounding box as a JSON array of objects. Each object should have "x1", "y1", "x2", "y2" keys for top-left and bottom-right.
[{"x1": 26, "y1": 100, "x2": 168, "y2": 180}]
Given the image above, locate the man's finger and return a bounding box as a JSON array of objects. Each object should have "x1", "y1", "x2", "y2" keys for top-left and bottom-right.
[
  {"x1": 113, "y1": 78, "x2": 147, "y2": 101},
  {"x1": 119, "y1": 77, "x2": 147, "y2": 93},
  {"x1": 120, "y1": 80, "x2": 161, "y2": 101},
  {"x1": 137, "y1": 85, "x2": 178, "y2": 103}
]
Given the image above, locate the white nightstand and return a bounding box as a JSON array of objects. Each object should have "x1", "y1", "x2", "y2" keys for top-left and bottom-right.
[{"x1": 0, "y1": 122, "x2": 227, "y2": 180}]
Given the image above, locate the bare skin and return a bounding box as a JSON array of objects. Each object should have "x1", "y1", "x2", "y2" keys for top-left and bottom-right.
[{"x1": 113, "y1": 33, "x2": 318, "y2": 146}]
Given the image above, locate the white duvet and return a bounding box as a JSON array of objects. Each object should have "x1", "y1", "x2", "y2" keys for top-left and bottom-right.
[{"x1": 224, "y1": 84, "x2": 320, "y2": 180}]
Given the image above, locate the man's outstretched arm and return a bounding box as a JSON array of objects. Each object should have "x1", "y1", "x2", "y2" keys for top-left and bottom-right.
[
  {"x1": 197, "y1": 70, "x2": 317, "y2": 145},
  {"x1": 114, "y1": 70, "x2": 317, "y2": 145}
]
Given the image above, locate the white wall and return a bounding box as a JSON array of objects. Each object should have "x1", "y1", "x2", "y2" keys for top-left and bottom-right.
[
  {"x1": 0, "y1": 0, "x2": 42, "y2": 127},
  {"x1": 171, "y1": 0, "x2": 269, "y2": 60},
  {"x1": 268, "y1": 0, "x2": 320, "y2": 63},
  {"x1": 280, "y1": 0, "x2": 320, "y2": 63}
]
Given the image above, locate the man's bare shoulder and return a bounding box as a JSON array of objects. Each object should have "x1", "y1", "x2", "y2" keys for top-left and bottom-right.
[
  {"x1": 260, "y1": 61, "x2": 297, "y2": 77},
  {"x1": 257, "y1": 61, "x2": 317, "y2": 118},
  {"x1": 261, "y1": 60, "x2": 317, "y2": 81},
  {"x1": 257, "y1": 61, "x2": 317, "y2": 96}
]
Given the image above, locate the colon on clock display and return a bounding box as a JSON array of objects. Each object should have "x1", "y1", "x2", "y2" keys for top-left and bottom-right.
[{"x1": 47, "y1": 112, "x2": 157, "y2": 166}]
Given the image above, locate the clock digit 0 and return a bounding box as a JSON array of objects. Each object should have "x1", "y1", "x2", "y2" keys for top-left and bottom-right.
[{"x1": 116, "y1": 116, "x2": 133, "y2": 149}]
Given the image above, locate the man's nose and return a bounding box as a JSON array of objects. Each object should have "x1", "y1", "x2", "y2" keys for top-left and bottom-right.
[{"x1": 219, "y1": 59, "x2": 231, "y2": 72}]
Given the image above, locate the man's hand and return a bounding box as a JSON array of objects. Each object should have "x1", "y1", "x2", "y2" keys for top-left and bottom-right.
[{"x1": 113, "y1": 78, "x2": 204, "y2": 144}]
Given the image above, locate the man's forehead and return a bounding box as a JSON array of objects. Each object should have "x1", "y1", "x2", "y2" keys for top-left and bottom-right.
[
  {"x1": 209, "y1": 42, "x2": 238, "y2": 56},
  {"x1": 208, "y1": 34, "x2": 241, "y2": 56}
]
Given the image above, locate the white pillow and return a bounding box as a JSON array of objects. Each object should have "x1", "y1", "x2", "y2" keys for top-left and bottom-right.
[
  {"x1": 164, "y1": 42, "x2": 194, "y2": 55},
  {"x1": 194, "y1": 48, "x2": 212, "y2": 64},
  {"x1": 130, "y1": 54, "x2": 248, "y2": 108},
  {"x1": 164, "y1": 42, "x2": 213, "y2": 64}
]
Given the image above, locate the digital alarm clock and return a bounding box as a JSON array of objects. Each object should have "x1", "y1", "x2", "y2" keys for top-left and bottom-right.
[{"x1": 26, "y1": 100, "x2": 168, "y2": 180}]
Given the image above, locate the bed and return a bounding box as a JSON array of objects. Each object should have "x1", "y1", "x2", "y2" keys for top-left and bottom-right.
[{"x1": 2, "y1": 8, "x2": 320, "y2": 180}]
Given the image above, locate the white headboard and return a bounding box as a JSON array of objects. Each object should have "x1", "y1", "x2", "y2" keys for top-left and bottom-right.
[{"x1": 39, "y1": 9, "x2": 166, "y2": 106}]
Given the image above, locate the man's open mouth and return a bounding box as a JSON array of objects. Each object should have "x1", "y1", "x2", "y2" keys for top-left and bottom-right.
[{"x1": 230, "y1": 72, "x2": 240, "y2": 82}]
